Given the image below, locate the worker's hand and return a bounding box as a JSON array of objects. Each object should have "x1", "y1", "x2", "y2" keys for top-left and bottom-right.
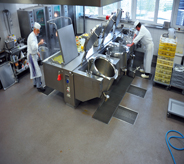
[
  {"x1": 38, "y1": 39, "x2": 44, "y2": 46},
  {"x1": 127, "y1": 44, "x2": 132, "y2": 47},
  {"x1": 37, "y1": 52, "x2": 41, "y2": 58}
]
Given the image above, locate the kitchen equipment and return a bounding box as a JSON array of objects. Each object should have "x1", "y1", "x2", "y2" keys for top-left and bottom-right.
[
  {"x1": 17, "y1": 6, "x2": 48, "y2": 44},
  {"x1": 107, "y1": 46, "x2": 128, "y2": 72},
  {"x1": 0, "y1": 53, "x2": 7, "y2": 64},
  {"x1": 81, "y1": 24, "x2": 103, "y2": 63},
  {"x1": 163, "y1": 21, "x2": 170, "y2": 29},
  {"x1": 0, "y1": 62, "x2": 16, "y2": 90},
  {"x1": 88, "y1": 56, "x2": 118, "y2": 92},
  {"x1": 168, "y1": 28, "x2": 175, "y2": 39},
  {"x1": 167, "y1": 98, "x2": 184, "y2": 118},
  {"x1": 39, "y1": 45, "x2": 49, "y2": 61},
  {"x1": 43, "y1": 16, "x2": 80, "y2": 107},
  {"x1": 5, "y1": 38, "x2": 15, "y2": 50}
]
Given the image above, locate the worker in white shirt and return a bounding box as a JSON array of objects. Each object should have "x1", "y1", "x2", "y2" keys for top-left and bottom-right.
[
  {"x1": 27, "y1": 22, "x2": 45, "y2": 92},
  {"x1": 127, "y1": 20, "x2": 154, "y2": 78}
]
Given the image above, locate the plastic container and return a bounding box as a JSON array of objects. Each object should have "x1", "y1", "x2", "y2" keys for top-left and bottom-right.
[
  {"x1": 156, "y1": 67, "x2": 172, "y2": 75},
  {"x1": 158, "y1": 49, "x2": 175, "y2": 57},
  {"x1": 157, "y1": 58, "x2": 173, "y2": 66},
  {"x1": 168, "y1": 28, "x2": 175, "y2": 39},
  {"x1": 156, "y1": 63, "x2": 173, "y2": 70}
]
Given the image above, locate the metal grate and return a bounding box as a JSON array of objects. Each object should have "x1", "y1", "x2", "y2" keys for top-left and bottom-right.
[
  {"x1": 127, "y1": 85, "x2": 147, "y2": 98},
  {"x1": 114, "y1": 106, "x2": 138, "y2": 125}
]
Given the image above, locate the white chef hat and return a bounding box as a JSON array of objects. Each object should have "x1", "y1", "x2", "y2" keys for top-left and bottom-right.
[
  {"x1": 34, "y1": 22, "x2": 41, "y2": 30},
  {"x1": 134, "y1": 20, "x2": 140, "y2": 28}
]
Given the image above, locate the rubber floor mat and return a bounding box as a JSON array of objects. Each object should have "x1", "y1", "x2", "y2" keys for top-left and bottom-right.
[
  {"x1": 92, "y1": 76, "x2": 133, "y2": 124},
  {"x1": 114, "y1": 106, "x2": 138, "y2": 125},
  {"x1": 42, "y1": 86, "x2": 54, "y2": 95},
  {"x1": 127, "y1": 85, "x2": 147, "y2": 98}
]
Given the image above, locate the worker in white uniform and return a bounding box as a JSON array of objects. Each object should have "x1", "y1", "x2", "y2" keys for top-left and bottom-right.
[
  {"x1": 127, "y1": 20, "x2": 154, "y2": 78},
  {"x1": 27, "y1": 22, "x2": 45, "y2": 92}
]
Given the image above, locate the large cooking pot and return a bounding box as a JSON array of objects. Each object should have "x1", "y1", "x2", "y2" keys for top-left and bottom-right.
[
  {"x1": 38, "y1": 46, "x2": 49, "y2": 61},
  {"x1": 89, "y1": 56, "x2": 118, "y2": 92},
  {"x1": 108, "y1": 46, "x2": 128, "y2": 71}
]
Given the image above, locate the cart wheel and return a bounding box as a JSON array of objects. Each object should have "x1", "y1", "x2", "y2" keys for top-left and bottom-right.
[
  {"x1": 166, "y1": 86, "x2": 170, "y2": 91},
  {"x1": 16, "y1": 78, "x2": 19, "y2": 83},
  {"x1": 167, "y1": 112, "x2": 171, "y2": 117}
]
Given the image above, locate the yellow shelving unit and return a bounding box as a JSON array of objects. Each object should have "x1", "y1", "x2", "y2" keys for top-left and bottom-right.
[{"x1": 154, "y1": 35, "x2": 177, "y2": 87}]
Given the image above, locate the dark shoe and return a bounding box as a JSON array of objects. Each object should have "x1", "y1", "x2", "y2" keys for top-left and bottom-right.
[
  {"x1": 37, "y1": 87, "x2": 45, "y2": 92},
  {"x1": 34, "y1": 82, "x2": 42, "y2": 88}
]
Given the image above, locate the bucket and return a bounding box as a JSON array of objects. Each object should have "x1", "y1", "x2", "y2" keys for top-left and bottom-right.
[
  {"x1": 38, "y1": 46, "x2": 49, "y2": 61},
  {"x1": 168, "y1": 28, "x2": 175, "y2": 39}
]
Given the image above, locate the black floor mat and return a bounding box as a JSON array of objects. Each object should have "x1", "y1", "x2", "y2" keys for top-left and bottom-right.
[
  {"x1": 135, "y1": 71, "x2": 153, "y2": 80},
  {"x1": 127, "y1": 85, "x2": 147, "y2": 98},
  {"x1": 113, "y1": 106, "x2": 138, "y2": 125},
  {"x1": 92, "y1": 76, "x2": 133, "y2": 124},
  {"x1": 42, "y1": 86, "x2": 54, "y2": 95}
]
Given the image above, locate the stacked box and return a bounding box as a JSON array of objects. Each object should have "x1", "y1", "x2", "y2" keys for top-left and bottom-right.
[
  {"x1": 154, "y1": 35, "x2": 177, "y2": 85},
  {"x1": 170, "y1": 64, "x2": 184, "y2": 90}
]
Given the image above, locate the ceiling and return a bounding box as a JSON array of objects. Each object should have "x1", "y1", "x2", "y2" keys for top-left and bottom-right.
[{"x1": 0, "y1": 0, "x2": 122, "y2": 7}]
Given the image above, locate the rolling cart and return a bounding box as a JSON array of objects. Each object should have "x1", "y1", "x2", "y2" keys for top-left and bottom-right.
[{"x1": 153, "y1": 34, "x2": 177, "y2": 90}]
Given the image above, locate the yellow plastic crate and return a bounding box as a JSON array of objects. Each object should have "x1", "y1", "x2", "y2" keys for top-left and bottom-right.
[
  {"x1": 158, "y1": 49, "x2": 175, "y2": 57},
  {"x1": 154, "y1": 75, "x2": 170, "y2": 84},
  {"x1": 157, "y1": 58, "x2": 173, "y2": 66},
  {"x1": 157, "y1": 54, "x2": 174, "y2": 61},
  {"x1": 156, "y1": 63, "x2": 173, "y2": 70},
  {"x1": 155, "y1": 72, "x2": 171, "y2": 79},
  {"x1": 159, "y1": 46, "x2": 176, "y2": 52},
  {"x1": 159, "y1": 42, "x2": 177, "y2": 48},
  {"x1": 155, "y1": 67, "x2": 172, "y2": 75}
]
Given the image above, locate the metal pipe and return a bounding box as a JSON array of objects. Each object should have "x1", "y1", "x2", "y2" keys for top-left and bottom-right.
[
  {"x1": 83, "y1": 6, "x2": 85, "y2": 33},
  {"x1": 47, "y1": 16, "x2": 72, "y2": 25}
]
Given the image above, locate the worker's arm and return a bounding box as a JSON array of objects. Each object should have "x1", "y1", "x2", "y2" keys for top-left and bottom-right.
[
  {"x1": 127, "y1": 42, "x2": 134, "y2": 47},
  {"x1": 133, "y1": 30, "x2": 144, "y2": 45},
  {"x1": 133, "y1": 33, "x2": 137, "y2": 40},
  {"x1": 38, "y1": 39, "x2": 44, "y2": 46}
]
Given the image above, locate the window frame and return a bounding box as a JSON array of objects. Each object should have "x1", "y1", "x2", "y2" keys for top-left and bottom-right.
[
  {"x1": 84, "y1": 0, "x2": 177, "y2": 27},
  {"x1": 170, "y1": 0, "x2": 183, "y2": 29}
]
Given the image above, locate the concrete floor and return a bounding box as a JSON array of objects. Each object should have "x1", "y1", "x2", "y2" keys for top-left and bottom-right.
[{"x1": 0, "y1": 68, "x2": 184, "y2": 164}]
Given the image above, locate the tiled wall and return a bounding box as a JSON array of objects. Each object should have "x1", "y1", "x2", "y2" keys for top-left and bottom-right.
[
  {"x1": 84, "y1": 19, "x2": 184, "y2": 56},
  {"x1": 0, "y1": 3, "x2": 37, "y2": 51}
]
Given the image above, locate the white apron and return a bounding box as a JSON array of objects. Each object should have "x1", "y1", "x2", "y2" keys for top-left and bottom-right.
[
  {"x1": 28, "y1": 54, "x2": 42, "y2": 79},
  {"x1": 143, "y1": 42, "x2": 154, "y2": 73}
]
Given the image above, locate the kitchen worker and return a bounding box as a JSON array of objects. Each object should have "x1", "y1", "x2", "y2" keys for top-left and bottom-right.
[
  {"x1": 127, "y1": 20, "x2": 154, "y2": 78},
  {"x1": 27, "y1": 22, "x2": 45, "y2": 92}
]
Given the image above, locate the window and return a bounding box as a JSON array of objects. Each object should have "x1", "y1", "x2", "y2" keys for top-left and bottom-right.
[
  {"x1": 157, "y1": 0, "x2": 173, "y2": 24},
  {"x1": 135, "y1": 0, "x2": 174, "y2": 25},
  {"x1": 85, "y1": 6, "x2": 98, "y2": 16},
  {"x1": 176, "y1": 0, "x2": 184, "y2": 26},
  {"x1": 103, "y1": 2, "x2": 118, "y2": 15},
  {"x1": 121, "y1": 0, "x2": 132, "y2": 19},
  {"x1": 136, "y1": 0, "x2": 156, "y2": 22},
  {"x1": 83, "y1": 0, "x2": 175, "y2": 26}
]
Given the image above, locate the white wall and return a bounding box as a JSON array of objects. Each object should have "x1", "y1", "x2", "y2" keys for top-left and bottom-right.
[
  {"x1": 0, "y1": 3, "x2": 37, "y2": 50},
  {"x1": 84, "y1": 19, "x2": 184, "y2": 56}
]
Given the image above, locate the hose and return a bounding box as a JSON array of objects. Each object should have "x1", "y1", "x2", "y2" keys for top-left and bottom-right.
[{"x1": 165, "y1": 130, "x2": 184, "y2": 164}]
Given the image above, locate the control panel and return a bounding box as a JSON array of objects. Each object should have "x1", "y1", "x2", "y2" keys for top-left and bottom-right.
[
  {"x1": 29, "y1": 11, "x2": 34, "y2": 30},
  {"x1": 48, "y1": 7, "x2": 52, "y2": 20},
  {"x1": 65, "y1": 75, "x2": 71, "y2": 98}
]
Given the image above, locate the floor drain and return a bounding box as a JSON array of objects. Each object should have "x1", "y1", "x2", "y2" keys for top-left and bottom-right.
[
  {"x1": 114, "y1": 106, "x2": 138, "y2": 125},
  {"x1": 127, "y1": 85, "x2": 147, "y2": 98}
]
